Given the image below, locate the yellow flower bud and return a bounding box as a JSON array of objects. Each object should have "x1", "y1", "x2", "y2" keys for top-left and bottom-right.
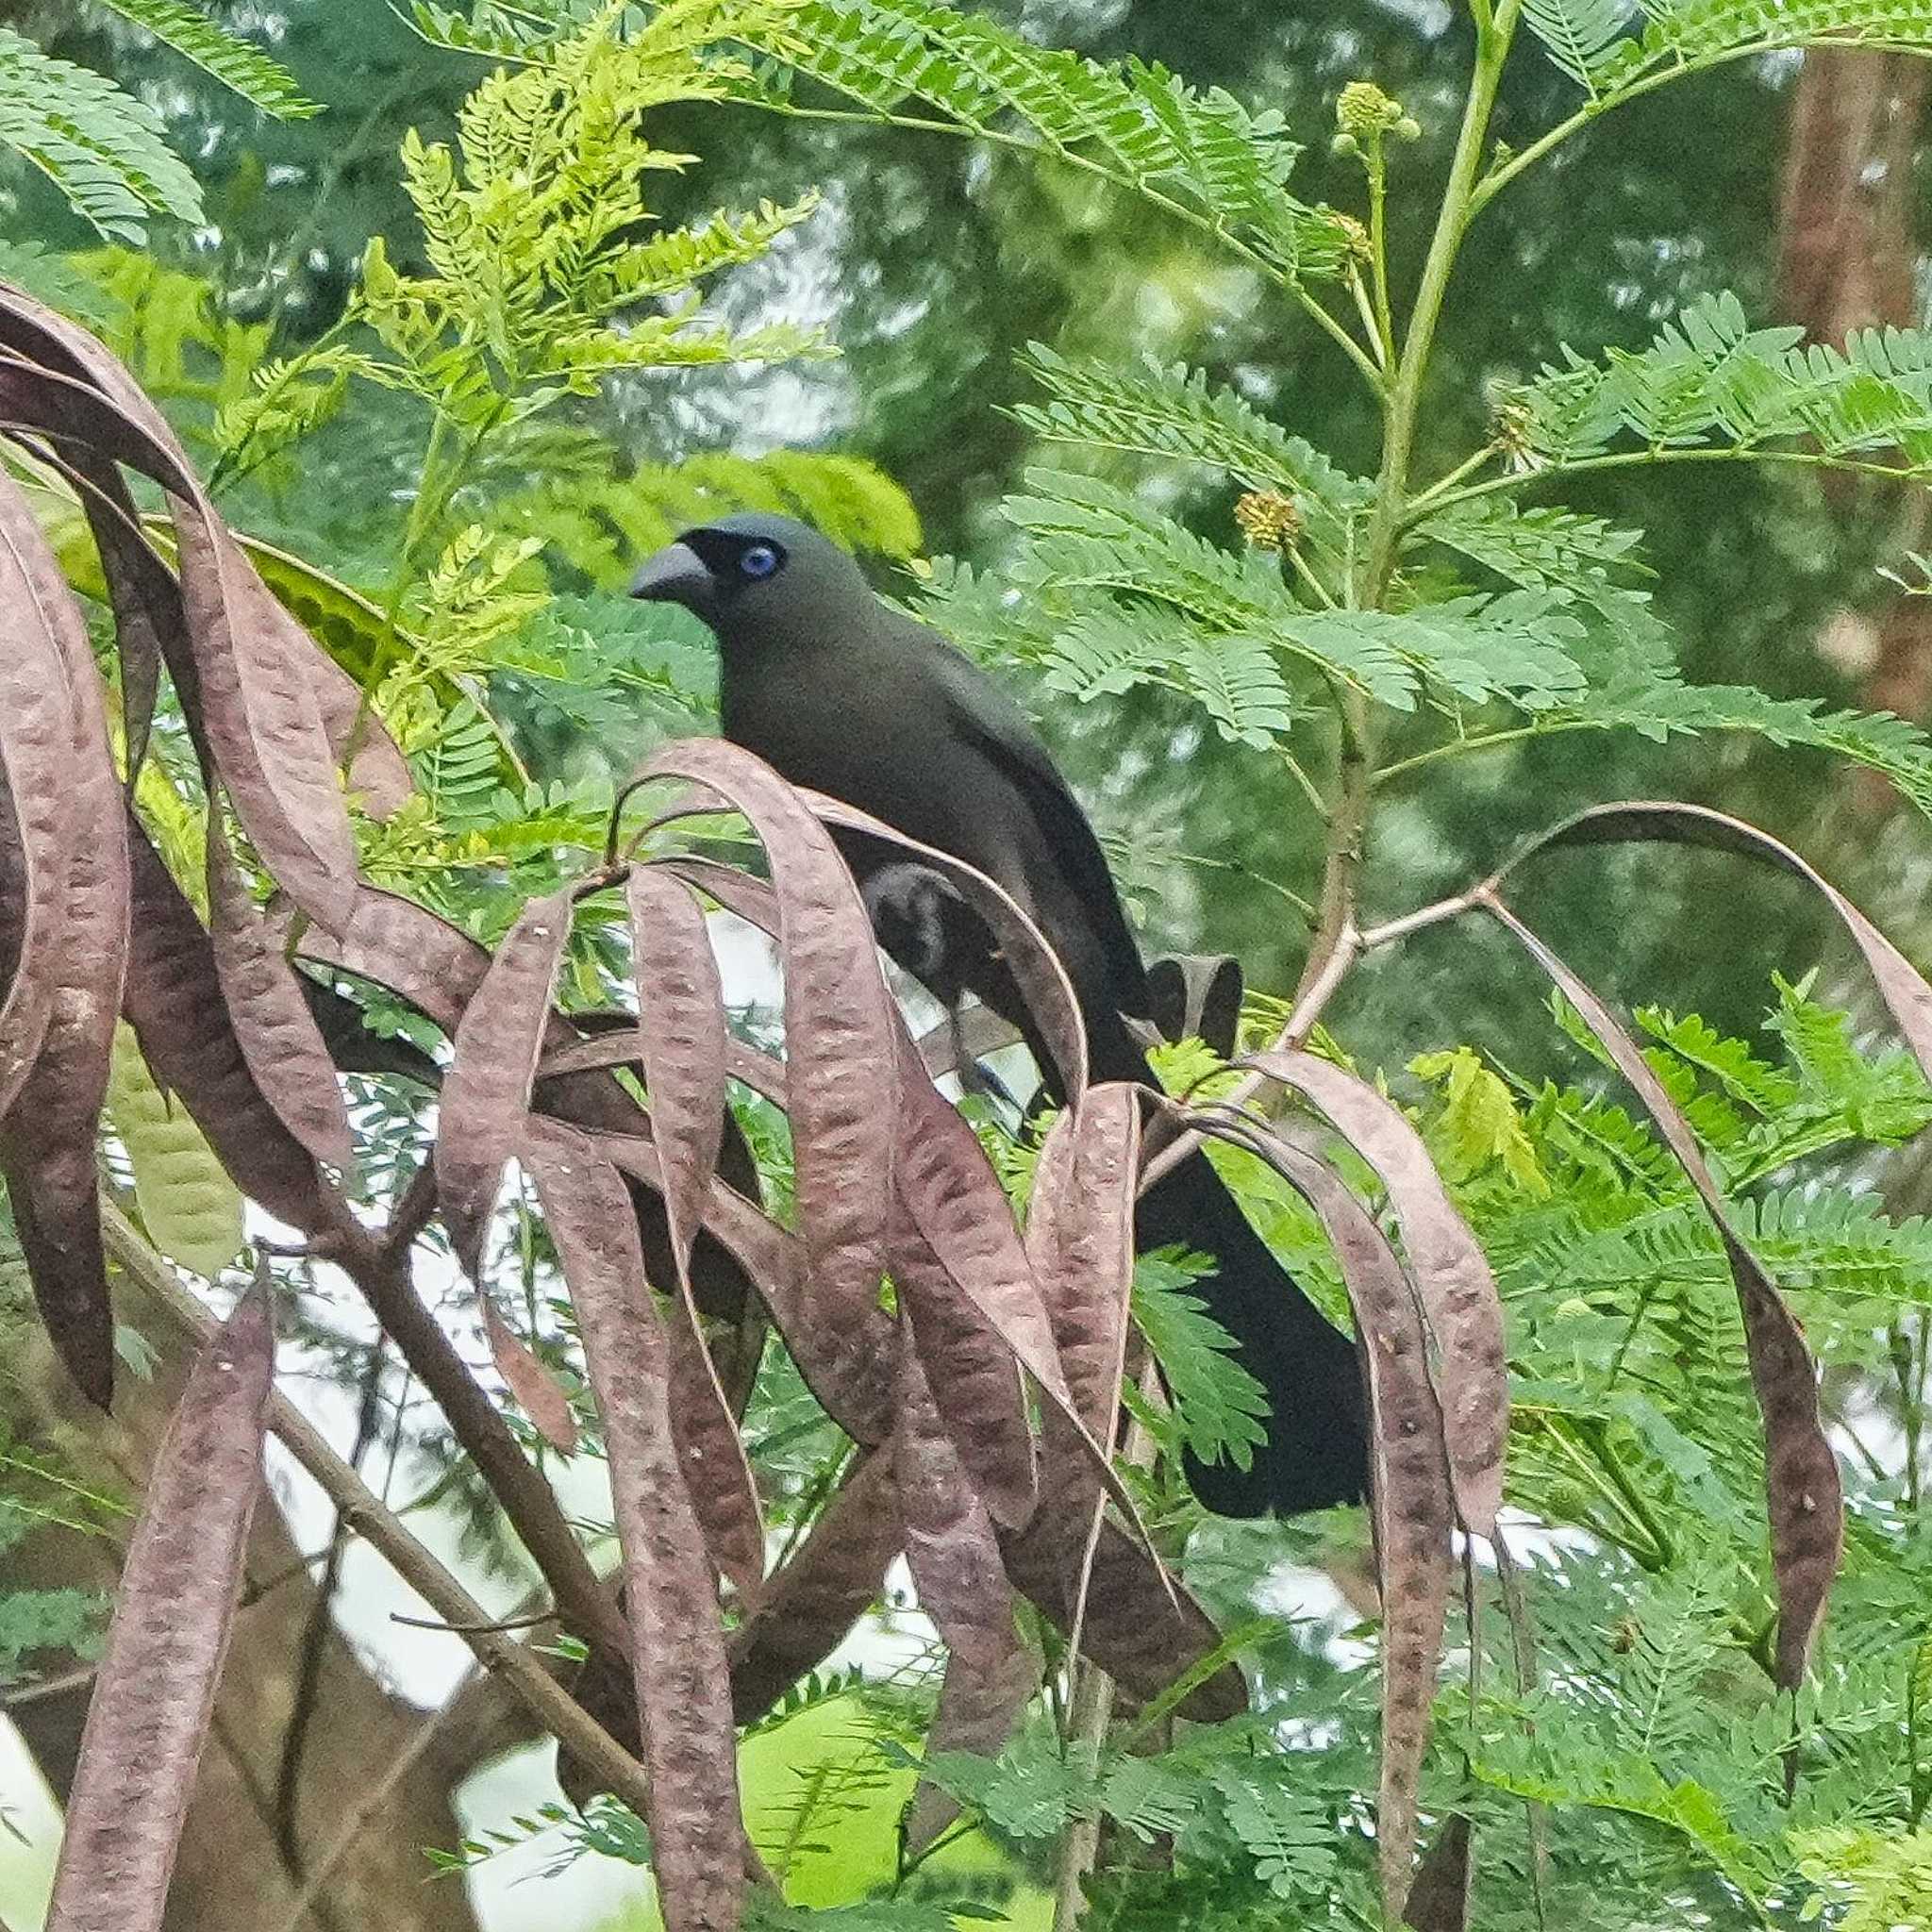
[{"x1": 1235, "y1": 490, "x2": 1303, "y2": 553}]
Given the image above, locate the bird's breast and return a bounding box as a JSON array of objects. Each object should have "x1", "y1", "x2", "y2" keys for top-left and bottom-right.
[{"x1": 720, "y1": 665, "x2": 986, "y2": 863}]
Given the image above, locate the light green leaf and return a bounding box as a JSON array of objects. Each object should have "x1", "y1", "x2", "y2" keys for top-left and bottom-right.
[{"x1": 105, "y1": 1023, "x2": 246, "y2": 1280}]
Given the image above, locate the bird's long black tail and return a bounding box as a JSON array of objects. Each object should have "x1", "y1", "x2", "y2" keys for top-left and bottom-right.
[
  {"x1": 857, "y1": 858, "x2": 1370, "y2": 1518},
  {"x1": 1091, "y1": 1017, "x2": 1370, "y2": 1519},
  {"x1": 1139, "y1": 1141, "x2": 1369, "y2": 1516}
]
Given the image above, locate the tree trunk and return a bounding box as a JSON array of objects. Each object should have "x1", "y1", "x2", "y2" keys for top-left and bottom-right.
[{"x1": 1777, "y1": 50, "x2": 1932, "y2": 808}]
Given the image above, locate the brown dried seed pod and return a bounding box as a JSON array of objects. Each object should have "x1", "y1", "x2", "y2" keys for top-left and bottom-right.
[
  {"x1": 1479, "y1": 893, "x2": 1841, "y2": 1689},
  {"x1": 206, "y1": 816, "x2": 356, "y2": 1174},
  {"x1": 727, "y1": 1451, "x2": 902, "y2": 1724},
  {"x1": 526, "y1": 1124, "x2": 747, "y2": 1932},
  {"x1": 1490, "y1": 801, "x2": 1932, "y2": 1081},
  {"x1": 894, "y1": 1193, "x2": 1037, "y2": 1530},
  {"x1": 620, "y1": 741, "x2": 901, "y2": 1443},
  {"x1": 481, "y1": 1298, "x2": 578, "y2": 1455},
  {"x1": 45, "y1": 1282, "x2": 275, "y2": 1932},
  {"x1": 436, "y1": 887, "x2": 573, "y2": 1282},
  {"x1": 1244, "y1": 1048, "x2": 1507, "y2": 1541},
  {"x1": 625, "y1": 866, "x2": 767, "y2": 1602},
  {"x1": 0, "y1": 470, "x2": 130, "y2": 1406},
  {"x1": 894, "y1": 1341, "x2": 1038, "y2": 1852},
  {"x1": 1199, "y1": 1117, "x2": 1453, "y2": 1924},
  {"x1": 122, "y1": 814, "x2": 337, "y2": 1235}
]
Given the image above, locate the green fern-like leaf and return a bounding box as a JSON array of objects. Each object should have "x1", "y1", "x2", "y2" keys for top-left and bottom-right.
[
  {"x1": 909, "y1": 1725, "x2": 1097, "y2": 1840},
  {"x1": 406, "y1": 1, "x2": 570, "y2": 62},
  {"x1": 1513, "y1": 2, "x2": 1932, "y2": 122},
  {"x1": 1288, "y1": 591, "x2": 1589, "y2": 712},
  {"x1": 991, "y1": 595, "x2": 1301, "y2": 745},
  {"x1": 588, "y1": 194, "x2": 821, "y2": 304},
  {"x1": 91, "y1": 0, "x2": 319, "y2": 117},
  {"x1": 1766, "y1": 972, "x2": 1932, "y2": 1136},
  {"x1": 1012, "y1": 345, "x2": 1370, "y2": 547},
  {"x1": 1412, "y1": 1046, "x2": 1551, "y2": 1192},
  {"x1": 413, "y1": 699, "x2": 511, "y2": 826},
  {"x1": 1413, "y1": 498, "x2": 1651, "y2": 595},
  {"x1": 1739, "y1": 1189, "x2": 1932, "y2": 1304},
  {"x1": 998, "y1": 467, "x2": 1414, "y2": 704},
  {"x1": 1167, "y1": 627, "x2": 1303, "y2": 747},
  {"x1": 1632, "y1": 1009, "x2": 1800, "y2": 1120},
  {"x1": 1642, "y1": 0, "x2": 1932, "y2": 68},
  {"x1": 1511, "y1": 291, "x2": 1932, "y2": 472},
  {"x1": 1522, "y1": 0, "x2": 1641, "y2": 90},
  {"x1": 1793, "y1": 1824, "x2": 1932, "y2": 1932},
  {"x1": 1555, "y1": 675, "x2": 1932, "y2": 815},
  {"x1": 730, "y1": 0, "x2": 1348, "y2": 279},
  {"x1": 1132, "y1": 1249, "x2": 1271, "y2": 1471},
  {"x1": 0, "y1": 1586, "x2": 108, "y2": 1686},
  {"x1": 1204, "y1": 1763, "x2": 1337, "y2": 1902},
  {"x1": 0, "y1": 27, "x2": 204, "y2": 241}
]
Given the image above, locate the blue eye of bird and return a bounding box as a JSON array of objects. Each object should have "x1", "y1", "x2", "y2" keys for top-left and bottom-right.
[{"x1": 739, "y1": 542, "x2": 780, "y2": 580}]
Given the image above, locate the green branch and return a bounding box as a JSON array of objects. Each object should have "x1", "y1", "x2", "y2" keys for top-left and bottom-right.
[
  {"x1": 743, "y1": 98, "x2": 1391, "y2": 397},
  {"x1": 1474, "y1": 40, "x2": 1932, "y2": 219},
  {"x1": 1404, "y1": 442, "x2": 1932, "y2": 531},
  {"x1": 1358, "y1": 0, "x2": 1524, "y2": 607}
]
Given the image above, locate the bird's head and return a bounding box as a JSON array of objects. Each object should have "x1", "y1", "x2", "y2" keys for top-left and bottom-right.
[{"x1": 628, "y1": 511, "x2": 868, "y2": 641}]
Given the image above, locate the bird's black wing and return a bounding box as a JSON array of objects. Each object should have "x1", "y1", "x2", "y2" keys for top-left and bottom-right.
[{"x1": 923, "y1": 635, "x2": 1152, "y2": 1028}]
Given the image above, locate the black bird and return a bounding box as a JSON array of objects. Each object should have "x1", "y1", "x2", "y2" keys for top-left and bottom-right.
[{"x1": 632, "y1": 511, "x2": 1368, "y2": 1517}]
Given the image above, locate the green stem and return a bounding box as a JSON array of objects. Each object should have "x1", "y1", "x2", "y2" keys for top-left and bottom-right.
[
  {"x1": 1297, "y1": 286, "x2": 1394, "y2": 397},
  {"x1": 749, "y1": 100, "x2": 1390, "y2": 396},
  {"x1": 1466, "y1": 42, "x2": 1932, "y2": 221},
  {"x1": 1285, "y1": 541, "x2": 1341, "y2": 610},
  {"x1": 1916, "y1": 1314, "x2": 1929, "y2": 1517},
  {"x1": 1293, "y1": 8, "x2": 1523, "y2": 1004},
  {"x1": 1409, "y1": 442, "x2": 1928, "y2": 529},
  {"x1": 1894, "y1": 1319, "x2": 1923, "y2": 1520},
  {"x1": 1365, "y1": 142, "x2": 1396, "y2": 365},
  {"x1": 1404, "y1": 438, "x2": 1506, "y2": 518},
  {"x1": 1050, "y1": 1667, "x2": 1113, "y2": 1932},
  {"x1": 1538, "y1": 1418, "x2": 1669, "y2": 1567},
  {"x1": 1373, "y1": 719, "x2": 1584, "y2": 786},
  {"x1": 1278, "y1": 748, "x2": 1331, "y2": 825},
  {"x1": 1358, "y1": 0, "x2": 1523, "y2": 609},
  {"x1": 1294, "y1": 685, "x2": 1368, "y2": 1003},
  {"x1": 1161, "y1": 847, "x2": 1316, "y2": 922},
  {"x1": 1576, "y1": 1418, "x2": 1678, "y2": 1568},
  {"x1": 208, "y1": 314, "x2": 354, "y2": 495},
  {"x1": 1347, "y1": 265, "x2": 1390, "y2": 370},
  {"x1": 342, "y1": 394, "x2": 507, "y2": 775},
  {"x1": 893, "y1": 1816, "x2": 980, "y2": 1890}
]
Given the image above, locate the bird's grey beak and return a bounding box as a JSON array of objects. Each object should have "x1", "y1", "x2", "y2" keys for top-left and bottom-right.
[{"x1": 629, "y1": 540, "x2": 713, "y2": 608}]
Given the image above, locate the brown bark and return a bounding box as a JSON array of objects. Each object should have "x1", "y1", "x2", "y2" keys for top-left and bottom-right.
[
  {"x1": 1777, "y1": 53, "x2": 1926, "y2": 349},
  {"x1": 1, "y1": 1288, "x2": 541, "y2": 1932},
  {"x1": 1777, "y1": 51, "x2": 1932, "y2": 806}
]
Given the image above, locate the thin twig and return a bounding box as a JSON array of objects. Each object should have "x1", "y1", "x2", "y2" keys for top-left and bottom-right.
[
  {"x1": 1138, "y1": 920, "x2": 1361, "y2": 1199},
  {"x1": 1050, "y1": 1373, "x2": 1161, "y2": 1927},
  {"x1": 1491, "y1": 1529, "x2": 1550, "y2": 1930},
  {"x1": 1, "y1": 1664, "x2": 97, "y2": 1708},
  {"x1": 325, "y1": 1208, "x2": 628, "y2": 1659},
  {"x1": 389, "y1": 1609, "x2": 561, "y2": 1634},
  {"x1": 99, "y1": 1206, "x2": 713, "y2": 1861}
]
